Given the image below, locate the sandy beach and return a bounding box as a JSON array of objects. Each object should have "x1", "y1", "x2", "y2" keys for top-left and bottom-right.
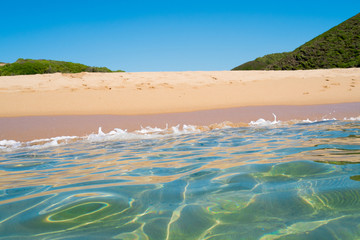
[{"x1": 0, "y1": 68, "x2": 359, "y2": 141}]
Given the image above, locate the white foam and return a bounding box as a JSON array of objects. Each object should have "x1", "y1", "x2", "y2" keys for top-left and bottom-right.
[
  {"x1": 29, "y1": 136, "x2": 79, "y2": 149},
  {"x1": 301, "y1": 119, "x2": 314, "y2": 123},
  {"x1": 1, "y1": 115, "x2": 359, "y2": 152},
  {"x1": 297, "y1": 118, "x2": 337, "y2": 124},
  {"x1": 249, "y1": 113, "x2": 281, "y2": 127},
  {"x1": 87, "y1": 127, "x2": 156, "y2": 142},
  {"x1": 344, "y1": 116, "x2": 360, "y2": 121},
  {"x1": 86, "y1": 125, "x2": 200, "y2": 143},
  {"x1": 0, "y1": 125, "x2": 201, "y2": 152},
  {"x1": 0, "y1": 139, "x2": 22, "y2": 150},
  {"x1": 321, "y1": 118, "x2": 337, "y2": 121},
  {"x1": 0, "y1": 135, "x2": 80, "y2": 152},
  {"x1": 136, "y1": 125, "x2": 167, "y2": 134},
  {"x1": 171, "y1": 124, "x2": 200, "y2": 134}
]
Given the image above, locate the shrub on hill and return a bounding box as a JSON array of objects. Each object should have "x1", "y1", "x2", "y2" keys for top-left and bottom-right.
[
  {"x1": 232, "y1": 12, "x2": 360, "y2": 70},
  {"x1": 0, "y1": 59, "x2": 124, "y2": 76},
  {"x1": 232, "y1": 53, "x2": 288, "y2": 70}
]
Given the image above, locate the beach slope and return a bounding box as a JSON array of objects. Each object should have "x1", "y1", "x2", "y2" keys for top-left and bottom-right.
[
  {"x1": 0, "y1": 69, "x2": 359, "y2": 117},
  {"x1": 0, "y1": 69, "x2": 359, "y2": 141}
]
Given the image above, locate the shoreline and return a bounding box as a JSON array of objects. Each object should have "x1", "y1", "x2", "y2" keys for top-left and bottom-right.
[
  {"x1": 1, "y1": 102, "x2": 359, "y2": 142},
  {"x1": 0, "y1": 69, "x2": 359, "y2": 141}
]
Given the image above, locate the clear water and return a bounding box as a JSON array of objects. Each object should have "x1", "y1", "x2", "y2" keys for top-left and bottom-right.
[{"x1": 0, "y1": 119, "x2": 360, "y2": 239}]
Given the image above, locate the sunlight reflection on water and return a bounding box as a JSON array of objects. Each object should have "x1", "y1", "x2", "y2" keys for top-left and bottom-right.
[{"x1": 0, "y1": 120, "x2": 359, "y2": 239}]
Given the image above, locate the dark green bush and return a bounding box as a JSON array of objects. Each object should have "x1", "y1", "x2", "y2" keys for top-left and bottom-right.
[
  {"x1": 0, "y1": 59, "x2": 124, "y2": 76},
  {"x1": 232, "y1": 13, "x2": 360, "y2": 70}
]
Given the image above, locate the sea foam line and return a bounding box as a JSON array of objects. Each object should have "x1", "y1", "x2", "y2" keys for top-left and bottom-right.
[
  {"x1": 0, "y1": 115, "x2": 359, "y2": 151},
  {"x1": 0, "y1": 124, "x2": 201, "y2": 151}
]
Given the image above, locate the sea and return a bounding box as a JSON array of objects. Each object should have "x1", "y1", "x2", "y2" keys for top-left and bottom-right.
[{"x1": 0, "y1": 116, "x2": 360, "y2": 240}]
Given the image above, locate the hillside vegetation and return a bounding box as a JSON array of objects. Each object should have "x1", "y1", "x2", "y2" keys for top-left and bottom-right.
[
  {"x1": 0, "y1": 59, "x2": 124, "y2": 76},
  {"x1": 232, "y1": 13, "x2": 360, "y2": 70}
]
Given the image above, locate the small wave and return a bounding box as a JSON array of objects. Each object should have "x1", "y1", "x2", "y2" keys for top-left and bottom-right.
[
  {"x1": 0, "y1": 136, "x2": 81, "y2": 152},
  {"x1": 1, "y1": 114, "x2": 359, "y2": 151},
  {"x1": 344, "y1": 116, "x2": 360, "y2": 121},
  {"x1": 87, "y1": 125, "x2": 200, "y2": 142},
  {"x1": 0, "y1": 125, "x2": 201, "y2": 152},
  {"x1": 249, "y1": 113, "x2": 280, "y2": 127},
  {"x1": 0, "y1": 139, "x2": 22, "y2": 149}
]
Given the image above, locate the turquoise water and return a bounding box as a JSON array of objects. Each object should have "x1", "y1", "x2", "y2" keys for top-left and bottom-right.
[{"x1": 0, "y1": 119, "x2": 360, "y2": 239}]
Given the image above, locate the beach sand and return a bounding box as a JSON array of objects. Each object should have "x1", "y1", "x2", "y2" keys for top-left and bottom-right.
[{"x1": 0, "y1": 69, "x2": 359, "y2": 141}]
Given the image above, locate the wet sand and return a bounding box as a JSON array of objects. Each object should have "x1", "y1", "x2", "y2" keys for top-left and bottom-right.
[{"x1": 1, "y1": 103, "x2": 359, "y2": 141}]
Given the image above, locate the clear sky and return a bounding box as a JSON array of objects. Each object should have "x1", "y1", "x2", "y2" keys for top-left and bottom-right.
[{"x1": 1, "y1": 0, "x2": 359, "y2": 72}]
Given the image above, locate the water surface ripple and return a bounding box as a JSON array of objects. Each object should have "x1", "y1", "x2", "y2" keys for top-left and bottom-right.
[{"x1": 0, "y1": 120, "x2": 360, "y2": 239}]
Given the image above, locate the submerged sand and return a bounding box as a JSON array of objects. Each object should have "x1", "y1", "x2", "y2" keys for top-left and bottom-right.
[{"x1": 0, "y1": 69, "x2": 359, "y2": 141}]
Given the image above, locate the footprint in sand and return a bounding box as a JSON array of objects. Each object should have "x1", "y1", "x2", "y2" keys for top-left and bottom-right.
[
  {"x1": 320, "y1": 85, "x2": 330, "y2": 92},
  {"x1": 350, "y1": 80, "x2": 356, "y2": 88},
  {"x1": 135, "y1": 84, "x2": 143, "y2": 90},
  {"x1": 62, "y1": 72, "x2": 86, "y2": 79},
  {"x1": 24, "y1": 87, "x2": 35, "y2": 93},
  {"x1": 160, "y1": 83, "x2": 174, "y2": 89}
]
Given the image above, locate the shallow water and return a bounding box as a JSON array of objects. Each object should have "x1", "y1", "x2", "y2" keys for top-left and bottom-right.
[{"x1": 0, "y1": 119, "x2": 360, "y2": 239}]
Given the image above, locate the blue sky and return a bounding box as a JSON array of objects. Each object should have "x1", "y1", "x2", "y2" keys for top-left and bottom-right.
[{"x1": 1, "y1": 0, "x2": 359, "y2": 72}]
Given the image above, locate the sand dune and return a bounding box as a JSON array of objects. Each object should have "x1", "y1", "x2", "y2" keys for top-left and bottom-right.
[{"x1": 0, "y1": 69, "x2": 359, "y2": 117}]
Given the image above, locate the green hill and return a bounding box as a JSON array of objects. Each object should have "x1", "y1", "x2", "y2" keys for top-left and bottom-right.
[
  {"x1": 232, "y1": 13, "x2": 360, "y2": 70},
  {"x1": 0, "y1": 59, "x2": 124, "y2": 76}
]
